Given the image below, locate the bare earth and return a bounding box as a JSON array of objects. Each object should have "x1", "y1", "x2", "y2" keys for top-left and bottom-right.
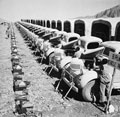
[{"x1": 1, "y1": 23, "x2": 120, "y2": 117}]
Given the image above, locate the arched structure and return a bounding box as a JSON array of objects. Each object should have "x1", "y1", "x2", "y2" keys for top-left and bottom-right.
[
  {"x1": 115, "y1": 22, "x2": 120, "y2": 41},
  {"x1": 57, "y1": 20, "x2": 62, "y2": 31},
  {"x1": 36, "y1": 20, "x2": 39, "y2": 25},
  {"x1": 31, "y1": 19, "x2": 35, "y2": 24},
  {"x1": 47, "y1": 20, "x2": 50, "y2": 28},
  {"x1": 51, "y1": 20, "x2": 56, "y2": 29},
  {"x1": 37, "y1": 20, "x2": 41, "y2": 25},
  {"x1": 41, "y1": 20, "x2": 43, "y2": 26},
  {"x1": 91, "y1": 19, "x2": 111, "y2": 41},
  {"x1": 74, "y1": 20, "x2": 85, "y2": 36},
  {"x1": 40, "y1": 20, "x2": 42, "y2": 26},
  {"x1": 43, "y1": 20, "x2": 46, "y2": 27},
  {"x1": 64, "y1": 20, "x2": 71, "y2": 33},
  {"x1": 26, "y1": 19, "x2": 30, "y2": 23}
]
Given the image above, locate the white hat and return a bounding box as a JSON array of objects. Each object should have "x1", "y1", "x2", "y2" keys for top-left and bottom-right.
[
  {"x1": 43, "y1": 41, "x2": 51, "y2": 51},
  {"x1": 70, "y1": 58, "x2": 84, "y2": 75},
  {"x1": 54, "y1": 48, "x2": 65, "y2": 60}
]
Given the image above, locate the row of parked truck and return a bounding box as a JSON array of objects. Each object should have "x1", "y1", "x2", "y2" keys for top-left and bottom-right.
[{"x1": 15, "y1": 21, "x2": 120, "y2": 103}]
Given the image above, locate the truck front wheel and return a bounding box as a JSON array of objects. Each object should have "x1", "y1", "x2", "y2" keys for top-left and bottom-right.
[{"x1": 82, "y1": 80, "x2": 99, "y2": 102}]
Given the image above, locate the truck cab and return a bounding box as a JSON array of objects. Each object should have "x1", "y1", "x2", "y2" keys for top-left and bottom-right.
[{"x1": 75, "y1": 36, "x2": 102, "y2": 58}]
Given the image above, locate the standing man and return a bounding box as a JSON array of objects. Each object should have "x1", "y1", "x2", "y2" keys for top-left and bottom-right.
[{"x1": 94, "y1": 56, "x2": 111, "y2": 109}]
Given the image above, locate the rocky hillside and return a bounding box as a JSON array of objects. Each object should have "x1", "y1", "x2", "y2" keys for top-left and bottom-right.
[
  {"x1": 95, "y1": 5, "x2": 120, "y2": 18},
  {"x1": 74, "y1": 4, "x2": 120, "y2": 19}
]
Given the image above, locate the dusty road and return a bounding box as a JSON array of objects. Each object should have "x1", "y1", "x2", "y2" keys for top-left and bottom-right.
[
  {"x1": 0, "y1": 24, "x2": 15, "y2": 117},
  {"x1": 0, "y1": 23, "x2": 120, "y2": 117}
]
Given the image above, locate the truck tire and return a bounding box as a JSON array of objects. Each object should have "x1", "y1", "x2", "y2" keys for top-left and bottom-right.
[{"x1": 82, "y1": 80, "x2": 99, "y2": 102}]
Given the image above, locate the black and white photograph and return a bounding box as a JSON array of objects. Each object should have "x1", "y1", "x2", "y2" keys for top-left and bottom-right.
[{"x1": 0, "y1": 0, "x2": 120, "y2": 116}]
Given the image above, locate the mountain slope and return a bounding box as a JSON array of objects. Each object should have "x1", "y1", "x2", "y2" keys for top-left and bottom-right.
[{"x1": 95, "y1": 5, "x2": 120, "y2": 18}]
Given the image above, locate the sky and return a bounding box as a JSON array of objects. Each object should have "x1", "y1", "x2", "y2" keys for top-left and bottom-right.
[{"x1": 0, "y1": 0, "x2": 119, "y2": 21}]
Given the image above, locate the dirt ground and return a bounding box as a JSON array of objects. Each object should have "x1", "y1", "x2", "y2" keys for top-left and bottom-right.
[{"x1": 1, "y1": 23, "x2": 120, "y2": 117}]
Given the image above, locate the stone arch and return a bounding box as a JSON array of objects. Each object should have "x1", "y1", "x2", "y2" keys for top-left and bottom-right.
[
  {"x1": 115, "y1": 22, "x2": 120, "y2": 41},
  {"x1": 74, "y1": 20, "x2": 85, "y2": 36},
  {"x1": 47, "y1": 20, "x2": 50, "y2": 28},
  {"x1": 51, "y1": 20, "x2": 56, "y2": 29},
  {"x1": 64, "y1": 20, "x2": 71, "y2": 32},
  {"x1": 57, "y1": 20, "x2": 62, "y2": 31},
  {"x1": 91, "y1": 20, "x2": 111, "y2": 41}
]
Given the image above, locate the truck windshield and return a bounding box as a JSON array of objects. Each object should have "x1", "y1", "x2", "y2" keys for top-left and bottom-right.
[
  {"x1": 69, "y1": 37, "x2": 77, "y2": 42},
  {"x1": 87, "y1": 42, "x2": 99, "y2": 49}
]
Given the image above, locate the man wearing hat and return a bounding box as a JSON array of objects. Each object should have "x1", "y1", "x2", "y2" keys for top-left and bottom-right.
[{"x1": 93, "y1": 57, "x2": 111, "y2": 109}]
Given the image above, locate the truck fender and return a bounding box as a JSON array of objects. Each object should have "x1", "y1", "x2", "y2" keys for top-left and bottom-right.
[
  {"x1": 76, "y1": 70, "x2": 98, "y2": 89},
  {"x1": 60, "y1": 56, "x2": 72, "y2": 68},
  {"x1": 46, "y1": 48, "x2": 55, "y2": 57}
]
